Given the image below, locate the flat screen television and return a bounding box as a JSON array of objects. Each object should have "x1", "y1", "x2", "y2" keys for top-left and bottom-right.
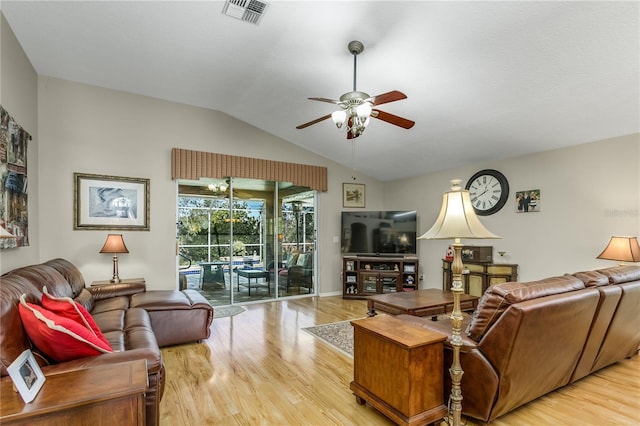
[{"x1": 341, "y1": 211, "x2": 417, "y2": 255}]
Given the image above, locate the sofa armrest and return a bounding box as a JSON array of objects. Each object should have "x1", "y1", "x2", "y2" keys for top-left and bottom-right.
[{"x1": 89, "y1": 281, "x2": 146, "y2": 300}]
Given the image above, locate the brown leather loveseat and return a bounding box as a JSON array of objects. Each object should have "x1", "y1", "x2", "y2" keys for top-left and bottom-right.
[
  {"x1": 397, "y1": 265, "x2": 640, "y2": 422},
  {"x1": 0, "y1": 258, "x2": 214, "y2": 426}
]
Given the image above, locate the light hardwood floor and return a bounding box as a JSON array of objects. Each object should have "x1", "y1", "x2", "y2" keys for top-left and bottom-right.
[{"x1": 160, "y1": 296, "x2": 640, "y2": 425}]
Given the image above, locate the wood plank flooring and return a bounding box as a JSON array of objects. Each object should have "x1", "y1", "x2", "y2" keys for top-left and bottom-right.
[{"x1": 160, "y1": 296, "x2": 640, "y2": 425}]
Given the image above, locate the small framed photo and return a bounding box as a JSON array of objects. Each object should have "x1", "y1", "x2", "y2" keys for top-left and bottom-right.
[
  {"x1": 343, "y1": 183, "x2": 365, "y2": 208},
  {"x1": 404, "y1": 264, "x2": 416, "y2": 273},
  {"x1": 515, "y1": 189, "x2": 541, "y2": 213},
  {"x1": 7, "y1": 349, "x2": 46, "y2": 403},
  {"x1": 347, "y1": 275, "x2": 357, "y2": 283},
  {"x1": 74, "y1": 173, "x2": 150, "y2": 230}
]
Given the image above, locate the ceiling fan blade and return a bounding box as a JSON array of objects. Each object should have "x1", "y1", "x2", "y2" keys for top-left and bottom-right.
[
  {"x1": 372, "y1": 109, "x2": 415, "y2": 129},
  {"x1": 309, "y1": 97, "x2": 340, "y2": 105},
  {"x1": 371, "y1": 90, "x2": 407, "y2": 106},
  {"x1": 296, "y1": 114, "x2": 332, "y2": 129}
]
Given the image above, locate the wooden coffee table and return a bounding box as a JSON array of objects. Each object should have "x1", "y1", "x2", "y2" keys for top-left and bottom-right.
[{"x1": 367, "y1": 288, "x2": 479, "y2": 318}]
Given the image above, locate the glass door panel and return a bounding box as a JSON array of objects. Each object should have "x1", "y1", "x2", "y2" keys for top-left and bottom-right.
[
  {"x1": 278, "y1": 185, "x2": 316, "y2": 297},
  {"x1": 178, "y1": 178, "x2": 316, "y2": 306}
]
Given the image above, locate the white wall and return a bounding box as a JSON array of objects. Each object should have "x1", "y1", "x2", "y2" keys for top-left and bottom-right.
[
  {"x1": 3, "y1": 13, "x2": 638, "y2": 295},
  {"x1": 35, "y1": 77, "x2": 383, "y2": 291},
  {"x1": 0, "y1": 13, "x2": 39, "y2": 271},
  {"x1": 384, "y1": 133, "x2": 640, "y2": 286}
]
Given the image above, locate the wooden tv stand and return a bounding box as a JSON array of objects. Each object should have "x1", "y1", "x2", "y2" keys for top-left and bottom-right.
[
  {"x1": 343, "y1": 255, "x2": 419, "y2": 298},
  {"x1": 350, "y1": 315, "x2": 447, "y2": 426}
]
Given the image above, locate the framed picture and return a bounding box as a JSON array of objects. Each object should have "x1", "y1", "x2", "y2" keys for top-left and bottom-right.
[
  {"x1": 7, "y1": 349, "x2": 46, "y2": 403},
  {"x1": 343, "y1": 183, "x2": 365, "y2": 208},
  {"x1": 74, "y1": 173, "x2": 150, "y2": 230},
  {"x1": 515, "y1": 189, "x2": 541, "y2": 213},
  {"x1": 404, "y1": 264, "x2": 416, "y2": 273}
]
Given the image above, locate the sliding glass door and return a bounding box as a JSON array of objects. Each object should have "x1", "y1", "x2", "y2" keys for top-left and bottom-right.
[{"x1": 177, "y1": 177, "x2": 316, "y2": 306}]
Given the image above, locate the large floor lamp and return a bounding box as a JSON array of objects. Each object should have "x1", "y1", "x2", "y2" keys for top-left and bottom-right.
[{"x1": 418, "y1": 179, "x2": 500, "y2": 426}]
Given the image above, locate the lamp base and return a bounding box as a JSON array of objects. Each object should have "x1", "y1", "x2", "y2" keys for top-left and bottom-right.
[{"x1": 110, "y1": 254, "x2": 121, "y2": 284}]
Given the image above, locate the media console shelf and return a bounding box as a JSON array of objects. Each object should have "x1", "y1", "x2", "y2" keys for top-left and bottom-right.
[{"x1": 343, "y1": 256, "x2": 419, "y2": 299}]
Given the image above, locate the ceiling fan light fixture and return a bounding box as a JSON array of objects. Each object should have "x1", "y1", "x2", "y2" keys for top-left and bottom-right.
[
  {"x1": 356, "y1": 102, "x2": 372, "y2": 119},
  {"x1": 332, "y1": 110, "x2": 347, "y2": 128},
  {"x1": 207, "y1": 182, "x2": 228, "y2": 196},
  {"x1": 296, "y1": 40, "x2": 414, "y2": 137}
]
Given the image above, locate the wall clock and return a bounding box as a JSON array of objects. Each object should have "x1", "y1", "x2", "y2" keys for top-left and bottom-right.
[{"x1": 465, "y1": 169, "x2": 509, "y2": 216}]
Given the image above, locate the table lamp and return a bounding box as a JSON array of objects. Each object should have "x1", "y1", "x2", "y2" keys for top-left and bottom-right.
[
  {"x1": 100, "y1": 234, "x2": 129, "y2": 283},
  {"x1": 418, "y1": 179, "x2": 500, "y2": 426},
  {"x1": 596, "y1": 236, "x2": 640, "y2": 265}
]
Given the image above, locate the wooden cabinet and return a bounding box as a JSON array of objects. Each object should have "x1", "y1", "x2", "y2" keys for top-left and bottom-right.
[
  {"x1": 343, "y1": 256, "x2": 419, "y2": 298},
  {"x1": 1, "y1": 360, "x2": 148, "y2": 425},
  {"x1": 350, "y1": 316, "x2": 447, "y2": 425},
  {"x1": 442, "y1": 259, "x2": 518, "y2": 297}
]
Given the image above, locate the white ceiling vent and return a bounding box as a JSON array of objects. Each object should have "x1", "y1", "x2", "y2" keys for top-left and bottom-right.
[{"x1": 222, "y1": 0, "x2": 269, "y2": 25}]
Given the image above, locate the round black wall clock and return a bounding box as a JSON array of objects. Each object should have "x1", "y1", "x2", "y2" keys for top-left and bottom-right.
[{"x1": 465, "y1": 169, "x2": 509, "y2": 216}]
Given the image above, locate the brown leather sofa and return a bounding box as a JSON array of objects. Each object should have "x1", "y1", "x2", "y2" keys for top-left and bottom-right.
[
  {"x1": 397, "y1": 264, "x2": 640, "y2": 422},
  {"x1": 0, "y1": 258, "x2": 214, "y2": 426}
]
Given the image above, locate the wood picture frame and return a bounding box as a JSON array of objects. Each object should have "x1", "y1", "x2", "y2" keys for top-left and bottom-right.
[
  {"x1": 7, "y1": 349, "x2": 46, "y2": 403},
  {"x1": 343, "y1": 183, "x2": 365, "y2": 208},
  {"x1": 74, "y1": 173, "x2": 150, "y2": 230}
]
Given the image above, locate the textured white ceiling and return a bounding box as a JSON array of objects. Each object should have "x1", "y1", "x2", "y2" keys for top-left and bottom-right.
[{"x1": 2, "y1": 1, "x2": 638, "y2": 181}]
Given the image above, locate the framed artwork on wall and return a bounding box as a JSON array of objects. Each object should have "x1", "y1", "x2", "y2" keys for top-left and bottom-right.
[
  {"x1": 515, "y1": 189, "x2": 541, "y2": 213},
  {"x1": 343, "y1": 183, "x2": 365, "y2": 208},
  {"x1": 74, "y1": 173, "x2": 150, "y2": 230},
  {"x1": 0, "y1": 105, "x2": 31, "y2": 249}
]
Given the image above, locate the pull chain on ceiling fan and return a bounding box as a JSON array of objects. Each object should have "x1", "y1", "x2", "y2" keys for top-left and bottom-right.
[{"x1": 296, "y1": 40, "x2": 415, "y2": 139}]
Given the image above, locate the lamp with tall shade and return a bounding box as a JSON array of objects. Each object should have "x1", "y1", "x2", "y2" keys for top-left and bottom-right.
[
  {"x1": 418, "y1": 179, "x2": 500, "y2": 426},
  {"x1": 100, "y1": 234, "x2": 129, "y2": 283},
  {"x1": 596, "y1": 236, "x2": 640, "y2": 265}
]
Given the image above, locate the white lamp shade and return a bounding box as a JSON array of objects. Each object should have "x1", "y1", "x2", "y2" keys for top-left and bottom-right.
[
  {"x1": 331, "y1": 110, "x2": 347, "y2": 128},
  {"x1": 356, "y1": 102, "x2": 372, "y2": 118},
  {"x1": 418, "y1": 180, "x2": 500, "y2": 240}
]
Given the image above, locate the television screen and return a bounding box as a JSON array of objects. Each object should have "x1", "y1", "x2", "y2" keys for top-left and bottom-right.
[{"x1": 341, "y1": 211, "x2": 417, "y2": 255}]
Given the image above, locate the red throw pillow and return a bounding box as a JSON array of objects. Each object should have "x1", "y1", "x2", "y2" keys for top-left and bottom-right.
[
  {"x1": 41, "y1": 287, "x2": 110, "y2": 348},
  {"x1": 18, "y1": 295, "x2": 112, "y2": 362}
]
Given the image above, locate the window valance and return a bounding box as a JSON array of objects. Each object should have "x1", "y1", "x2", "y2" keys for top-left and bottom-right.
[{"x1": 171, "y1": 148, "x2": 328, "y2": 192}]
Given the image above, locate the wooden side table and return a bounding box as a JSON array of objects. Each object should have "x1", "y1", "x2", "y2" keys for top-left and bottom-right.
[
  {"x1": 350, "y1": 315, "x2": 448, "y2": 426},
  {"x1": 91, "y1": 277, "x2": 146, "y2": 286},
  {"x1": 91, "y1": 278, "x2": 147, "y2": 287},
  {"x1": 1, "y1": 360, "x2": 148, "y2": 425}
]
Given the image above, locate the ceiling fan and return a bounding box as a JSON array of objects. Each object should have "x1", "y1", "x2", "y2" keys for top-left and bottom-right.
[{"x1": 296, "y1": 40, "x2": 415, "y2": 139}]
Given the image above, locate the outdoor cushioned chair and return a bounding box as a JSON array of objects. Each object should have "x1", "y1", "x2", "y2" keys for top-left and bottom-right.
[{"x1": 282, "y1": 252, "x2": 313, "y2": 293}]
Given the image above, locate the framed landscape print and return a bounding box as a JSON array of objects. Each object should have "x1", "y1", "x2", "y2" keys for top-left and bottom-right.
[
  {"x1": 74, "y1": 173, "x2": 150, "y2": 230},
  {"x1": 343, "y1": 183, "x2": 365, "y2": 208}
]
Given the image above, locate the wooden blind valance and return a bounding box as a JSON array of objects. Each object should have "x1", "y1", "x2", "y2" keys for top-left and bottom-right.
[{"x1": 171, "y1": 148, "x2": 328, "y2": 192}]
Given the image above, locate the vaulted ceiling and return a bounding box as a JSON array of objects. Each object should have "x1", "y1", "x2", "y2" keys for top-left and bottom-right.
[{"x1": 2, "y1": 1, "x2": 638, "y2": 181}]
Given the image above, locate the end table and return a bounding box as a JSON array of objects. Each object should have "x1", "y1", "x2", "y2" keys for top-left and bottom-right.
[{"x1": 350, "y1": 315, "x2": 448, "y2": 426}]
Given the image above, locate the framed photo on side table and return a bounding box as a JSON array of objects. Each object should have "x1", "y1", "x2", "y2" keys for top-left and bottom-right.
[
  {"x1": 74, "y1": 173, "x2": 150, "y2": 230},
  {"x1": 343, "y1": 183, "x2": 365, "y2": 208},
  {"x1": 7, "y1": 349, "x2": 46, "y2": 403}
]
